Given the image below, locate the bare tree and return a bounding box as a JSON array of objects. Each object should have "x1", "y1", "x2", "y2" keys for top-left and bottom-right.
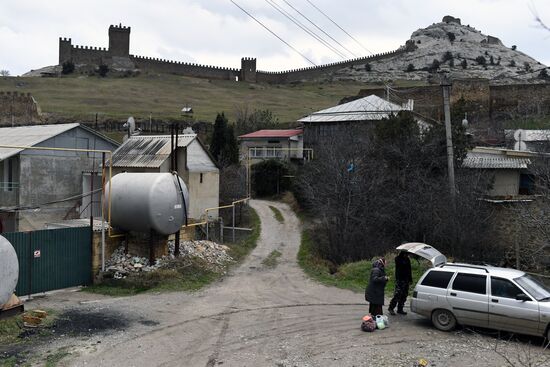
[
  {"x1": 0, "y1": 70, "x2": 10, "y2": 77},
  {"x1": 296, "y1": 112, "x2": 495, "y2": 264}
]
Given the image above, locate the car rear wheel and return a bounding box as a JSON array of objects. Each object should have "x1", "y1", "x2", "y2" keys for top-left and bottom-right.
[{"x1": 431, "y1": 309, "x2": 456, "y2": 331}]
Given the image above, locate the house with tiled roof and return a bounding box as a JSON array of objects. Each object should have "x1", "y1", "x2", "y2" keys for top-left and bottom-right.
[{"x1": 238, "y1": 129, "x2": 306, "y2": 164}]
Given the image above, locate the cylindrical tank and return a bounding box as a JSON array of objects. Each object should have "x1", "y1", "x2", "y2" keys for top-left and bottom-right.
[
  {"x1": 0, "y1": 235, "x2": 19, "y2": 305},
  {"x1": 105, "y1": 172, "x2": 190, "y2": 235}
]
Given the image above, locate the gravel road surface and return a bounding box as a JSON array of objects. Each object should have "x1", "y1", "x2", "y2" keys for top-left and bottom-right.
[{"x1": 21, "y1": 200, "x2": 550, "y2": 367}]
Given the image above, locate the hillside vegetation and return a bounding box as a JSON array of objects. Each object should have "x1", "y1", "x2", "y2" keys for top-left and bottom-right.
[{"x1": 0, "y1": 74, "x2": 418, "y2": 123}]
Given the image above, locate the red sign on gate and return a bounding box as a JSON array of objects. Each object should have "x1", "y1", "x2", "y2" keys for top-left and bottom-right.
[{"x1": 33, "y1": 250, "x2": 41, "y2": 258}]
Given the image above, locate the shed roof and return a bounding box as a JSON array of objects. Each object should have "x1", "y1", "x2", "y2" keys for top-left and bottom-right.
[
  {"x1": 297, "y1": 95, "x2": 408, "y2": 123},
  {"x1": 111, "y1": 135, "x2": 196, "y2": 168},
  {"x1": 0, "y1": 123, "x2": 80, "y2": 160},
  {"x1": 111, "y1": 134, "x2": 218, "y2": 172},
  {"x1": 238, "y1": 129, "x2": 303, "y2": 139},
  {"x1": 462, "y1": 147, "x2": 534, "y2": 169}
]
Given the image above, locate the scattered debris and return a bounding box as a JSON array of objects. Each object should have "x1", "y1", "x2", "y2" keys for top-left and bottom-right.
[{"x1": 104, "y1": 240, "x2": 233, "y2": 279}]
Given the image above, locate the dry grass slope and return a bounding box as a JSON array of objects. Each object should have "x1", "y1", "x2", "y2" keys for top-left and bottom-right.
[{"x1": 0, "y1": 74, "x2": 423, "y2": 123}]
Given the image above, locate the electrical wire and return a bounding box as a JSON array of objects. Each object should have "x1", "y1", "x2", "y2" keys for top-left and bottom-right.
[
  {"x1": 265, "y1": 0, "x2": 347, "y2": 60},
  {"x1": 280, "y1": 0, "x2": 357, "y2": 58},
  {"x1": 230, "y1": 0, "x2": 317, "y2": 66},
  {"x1": 304, "y1": 0, "x2": 374, "y2": 55},
  {"x1": 0, "y1": 188, "x2": 102, "y2": 212}
]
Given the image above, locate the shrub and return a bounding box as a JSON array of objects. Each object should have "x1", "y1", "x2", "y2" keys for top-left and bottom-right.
[
  {"x1": 475, "y1": 56, "x2": 486, "y2": 66},
  {"x1": 251, "y1": 159, "x2": 290, "y2": 197},
  {"x1": 509, "y1": 60, "x2": 516, "y2": 67},
  {"x1": 406, "y1": 63, "x2": 415, "y2": 72},
  {"x1": 447, "y1": 32, "x2": 456, "y2": 42},
  {"x1": 364, "y1": 63, "x2": 372, "y2": 72},
  {"x1": 511, "y1": 45, "x2": 517, "y2": 51},
  {"x1": 430, "y1": 59, "x2": 440, "y2": 71},
  {"x1": 61, "y1": 61, "x2": 75, "y2": 75},
  {"x1": 442, "y1": 51, "x2": 453, "y2": 62},
  {"x1": 524, "y1": 62, "x2": 532, "y2": 72},
  {"x1": 98, "y1": 64, "x2": 109, "y2": 77},
  {"x1": 490, "y1": 56, "x2": 495, "y2": 65},
  {"x1": 461, "y1": 59, "x2": 468, "y2": 69},
  {"x1": 539, "y1": 68, "x2": 550, "y2": 80}
]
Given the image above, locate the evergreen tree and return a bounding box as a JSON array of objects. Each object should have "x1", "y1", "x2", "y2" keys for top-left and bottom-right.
[
  {"x1": 224, "y1": 125, "x2": 239, "y2": 165},
  {"x1": 210, "y1": 113, "x2": 228, "y2": 163}
]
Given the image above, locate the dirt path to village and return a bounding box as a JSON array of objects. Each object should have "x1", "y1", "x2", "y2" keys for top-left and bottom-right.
[{"x1": 20, "y1": 200, "x2": 550, "y2": 366}]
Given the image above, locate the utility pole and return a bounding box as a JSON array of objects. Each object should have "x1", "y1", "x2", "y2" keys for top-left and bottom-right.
[{"x1": 440, "y1": 73, "x2": 456, "y2": 199}]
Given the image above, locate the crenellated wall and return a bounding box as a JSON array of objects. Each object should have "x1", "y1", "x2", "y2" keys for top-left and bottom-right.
[
  {"x1": 256, "y1": 49, "x2": 406, "y2": 83},
  {"x1": 130, "y1": 55, "x2": 240, "y2": 80},
  {"x1": 58, "y1": 25, "x2": 411, "y2": 83}
]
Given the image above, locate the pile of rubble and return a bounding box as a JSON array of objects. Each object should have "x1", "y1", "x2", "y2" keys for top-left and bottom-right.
[
  {"x1": 168, "y1": 240, "x2": 233, "y2": 269},
  {"x1": 105, "y1": 247, "x2": 153, "y2": 279},
  {"x1": 105, "y1": 240, "x2": 233, "y2": 279}
]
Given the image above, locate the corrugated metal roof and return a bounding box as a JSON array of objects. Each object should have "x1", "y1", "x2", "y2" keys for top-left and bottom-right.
[
  {"x1": 463, "y1": 148, "x2": 532, "y2": 169},
  {"x1": 238, "y1": 129, "x2": 303, "y2": 139},
  {"x1": 298, "y1": 95, "x2": 407, "y2": 123},
  {"x1": 0, "y1": 123, "x2": 80, "y2": 160},
  {"x1": 111, "y1": 134, "x2": 197, "y2": 168}
]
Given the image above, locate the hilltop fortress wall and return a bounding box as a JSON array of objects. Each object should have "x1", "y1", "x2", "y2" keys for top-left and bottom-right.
[{"x1": 59, "y1": 24, "x2": 409, "y2": 83}]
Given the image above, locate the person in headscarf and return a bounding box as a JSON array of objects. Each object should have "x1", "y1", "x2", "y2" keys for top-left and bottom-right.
[{"x1": 365, "y1": 258, "x2": 388, "y2": 316}]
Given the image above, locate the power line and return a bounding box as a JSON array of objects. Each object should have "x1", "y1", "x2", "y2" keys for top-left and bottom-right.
[
  {"x1": 280, "y1": 0, "x2": 358, "y2": 58},
  {"x1": 304, "y1": 0, "x2": 374, "y2": 55},
  {"x1": 230, "y1": 0, "x2": 317, "y2": 66},
  {"x1": 265, "y1": 0, "x2": 347, "y2": 60}
]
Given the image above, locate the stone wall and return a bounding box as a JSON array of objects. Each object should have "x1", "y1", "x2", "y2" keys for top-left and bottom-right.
[
  {"x1": 359, "y1": 79, "x2": 550, "y2": 124},
  {"x1": 130, "y1": 55, "x2": 240, "y2": 80},
  {"x1": 0, "y1": 92, "x2": 41, "y2": 126}
]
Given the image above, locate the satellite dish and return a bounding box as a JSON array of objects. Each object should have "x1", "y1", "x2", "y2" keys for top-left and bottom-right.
[
  {"x1": 513, "y1": 129, "x2": 526, "y2": 142},
  {"x1": 0, "y1": 236, "x2": 19, "y2": 305},
  {"x1": 514, "y1": 141, "x2": 527, "y2": 151}
]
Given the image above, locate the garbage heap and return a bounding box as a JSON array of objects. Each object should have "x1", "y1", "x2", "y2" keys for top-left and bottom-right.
[{"x1": 105, "y1": 240, "x2": 233, "y2": 279}]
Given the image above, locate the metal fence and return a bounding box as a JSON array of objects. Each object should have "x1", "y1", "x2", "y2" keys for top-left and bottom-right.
[{"x1": 3, "y1": 227, "x2": 92, "y2": 297}]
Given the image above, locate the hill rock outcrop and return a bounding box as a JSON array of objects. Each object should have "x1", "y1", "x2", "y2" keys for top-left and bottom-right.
[{"x1": 332, "y1": 16, "x2": 547, "y2": 84}]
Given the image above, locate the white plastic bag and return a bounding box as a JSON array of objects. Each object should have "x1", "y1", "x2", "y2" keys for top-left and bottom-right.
[{"x1": 376, "y1": 315, "x2": 386, "y2": 330}]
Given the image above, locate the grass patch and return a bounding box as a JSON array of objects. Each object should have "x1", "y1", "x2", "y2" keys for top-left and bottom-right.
[
  {"x1": 226, "y1": 207, "x2": 260, "y2": 263},
  {"x1": 0, "y1": 356, "x2": 18, "y2": 367},
  {"x1": 0, "y1": 75, "x2": 428, "y2": 123},
  {"x1": 298, "y1": 229, "x2": 429, "y2": 295},
  {"x1": 268, "y1": 205, "x2": 284, "y2": 223},
  {"x1": 262, "y1": 250, "x2": 282, "y2": 268},
  {"x1": 84, "y1": 207, "x2": 261, "y2": 297},
  {"x1": 0, "y1": 310, "x2": 57, "y2": 346},
  {"x1": 45, "y1": 349, "x2": 70, "y2": 367}
]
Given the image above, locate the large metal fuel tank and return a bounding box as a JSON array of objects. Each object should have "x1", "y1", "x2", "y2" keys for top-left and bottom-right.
[
  {"x1": 0, "y1": 235, "x2": 19, "y2": 305},
  {"x1": 105, "y1": 172, "x2": 190, "y2": 235}
]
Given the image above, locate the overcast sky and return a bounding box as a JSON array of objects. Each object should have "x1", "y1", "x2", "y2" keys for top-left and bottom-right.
[{"x1": 1, "y1": 0, "x2": 549, "y2": 76}]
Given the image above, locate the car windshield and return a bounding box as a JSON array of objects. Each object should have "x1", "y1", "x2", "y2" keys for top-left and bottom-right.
[{"x1": 515, "y1": 274, "x2": 550, "y2": 301}]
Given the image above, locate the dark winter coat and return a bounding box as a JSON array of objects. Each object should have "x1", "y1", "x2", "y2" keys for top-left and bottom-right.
[
  {"x1": 365, "y1": 260, "x2": 388, "y2": 305},
  {"x1": 395, "y1": 254, "x2": 412, "y2": 283}
]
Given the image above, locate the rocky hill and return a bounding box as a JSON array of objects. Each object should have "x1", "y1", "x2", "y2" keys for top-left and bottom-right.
[{"x1": 333, "y1": 16, "x2": 548, "y2": 85}]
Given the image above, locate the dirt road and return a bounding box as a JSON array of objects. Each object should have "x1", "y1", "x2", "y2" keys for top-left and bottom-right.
[{"x1": 23, "y1": 200, "x2": 549, "y2": 366}]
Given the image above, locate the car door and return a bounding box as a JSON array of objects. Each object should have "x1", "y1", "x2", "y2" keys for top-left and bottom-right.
[
  {"x1": 447, "y1": 273, "x2": 489, "y2": 327},
  {"x1": 489, "y1": 277, "x2": 540, "y2": 336}
]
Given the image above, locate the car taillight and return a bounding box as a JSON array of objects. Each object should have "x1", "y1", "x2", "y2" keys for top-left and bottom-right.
[{"x1": 413, "y1": 291, "x2": 418, "y2": 298}]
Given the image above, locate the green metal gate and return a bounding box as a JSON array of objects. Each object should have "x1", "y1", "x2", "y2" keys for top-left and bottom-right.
[{"x1": 3, "y1": 227, "x2": 92, "y2": 296}]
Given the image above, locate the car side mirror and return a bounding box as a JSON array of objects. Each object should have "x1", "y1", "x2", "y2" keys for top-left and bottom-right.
[{"x1": 516, "y1": 293, "x2": 530, "y2": 302}]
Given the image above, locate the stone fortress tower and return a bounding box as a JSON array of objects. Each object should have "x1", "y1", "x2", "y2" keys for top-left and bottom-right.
[{"x1": 58, "y1": 24, "x2": 133, "y2": 69}]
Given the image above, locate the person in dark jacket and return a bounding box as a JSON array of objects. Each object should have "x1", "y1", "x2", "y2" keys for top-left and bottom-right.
[
  {"x1": 365, "y1": 258, "x2": 388, "y2": 316},
  {"x1": 388, "y1": 251, "x2": 412, "y2": 315}
]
